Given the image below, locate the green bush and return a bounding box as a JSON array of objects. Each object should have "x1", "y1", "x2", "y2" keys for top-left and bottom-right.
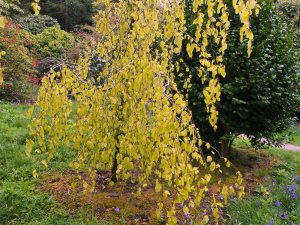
[
  {"x1": 177, "y1": 0, "x2": 300, "y2": 156},
  {"x1": 32, "y1": 25, "x2": 75, "y2": 58},
  {"x1": 0, "y1": 0, "x2": 22, "y2": 16},
  {"x1": 277, "y1": 0, "x2": 300, "y2": 27},
  {"x1": 16, "y1": 14, "x2": 59, "y2": 34},
  {"x1": 277, "y1": 0, "x2": 300, "y2": 121}
]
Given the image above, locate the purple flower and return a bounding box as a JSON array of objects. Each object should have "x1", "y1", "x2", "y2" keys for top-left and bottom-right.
[
  {"x1": 286, "y1": 185, "x2": 298, "y2": 199},
  {"x1": 278, "y1": 212, "x2": 288, "y2": 220},
  {"x1": 185, "y1": 213, "x2": 191, "y2": 219},
  {"x1": 267, "y1": 217, "x2": 275, "y2": 225},
  {"x1": 291, "y1": 192, "x2": 299, "y2": 199},
  {"x1": 294, "y1": 176, "x2": 300, "y2": 184},
  {"x1": 179, "y1": 203, "x2": 184, "y2": 209},
  {"x1": 218, "y1": 195, "x2": 224, "y2": 200},
  {"x1": 202, "y1": 211, "x2": 207, "y2": 216},
  {"x1": 274, "y1": 200, "x2": 281, "y2": 207},
  {"x1": 256, "y1": 201, "x2": 261, "y2": 207},
  {"x1": 115, "y1": 207, "x2": 120, "y2": 213},
  {"x1": 286, "y1": 185, "x2": 297, "y2": 192}
]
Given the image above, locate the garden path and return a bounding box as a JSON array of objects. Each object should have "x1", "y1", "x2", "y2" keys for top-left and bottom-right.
[{"x1": 282, "y1": 143, "x2": 300, "y2": 152}]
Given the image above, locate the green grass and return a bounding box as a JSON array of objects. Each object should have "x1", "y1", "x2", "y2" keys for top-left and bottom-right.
[
  {"x1": 0, "y1": 102, "x2": 166, "y2": 225},
  {"x1": 0, "y1": 102, "x2": 100, "y2": 225},
  {"x1": 227, "y1": 172, "x2": 300, "y2": 225},
  {"x1": 266, "y1": 147, "x2": 300, "y2": 174},
  {"x1": 288, "y1": 126, "x2": 300, "y2": 146},
  {"x1": 227, "y1": 139, "x2": 300, "y2": 224}
]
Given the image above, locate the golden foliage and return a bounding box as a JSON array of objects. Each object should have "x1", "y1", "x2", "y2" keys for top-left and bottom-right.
[{"x1": 27, "y1": 0, "x2": 259, "y2": 224}]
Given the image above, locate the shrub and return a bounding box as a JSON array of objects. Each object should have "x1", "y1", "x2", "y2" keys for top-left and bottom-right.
[
  {"x1": 32, "y1": 25, "x2": 75, "y2": 58},
  {"x1": 0, "y1": 0, "x2": 22, "y2": 16},
  {"x1": 178, "y1": 0, "x2": 300, "y2": 156},
  {"x1": 277, "y1": 0, "x2": 300, "y2": 27},
  {"x1": 0, "y1": 19, "x2": 36, "y2": 101},
  {"x1": 35, "y1": 57, "x2": 61, "y2": 79},
  {"x1": 16, "y1": 14, "x2": 59, "y2": 34},
  {"x1": 277, "y1": 0, "x2": 300, "y2": 122}
]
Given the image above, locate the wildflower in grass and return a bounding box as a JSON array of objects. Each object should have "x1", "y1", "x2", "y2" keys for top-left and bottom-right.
[
  {"x1": 267, "y1": 217, "x2": 275, "y2": 225},
  {"x1": 294, "y1": 176, "x2": 300, "y2": 184},
  {"x1": 274, "y1": 200, "x2": 281, "y2": 207},
  {"x1": 218, "y1": 195, "x2": 223, "y2": 200},
  {"x1": 115, "y1": 207, "x2": 120, "y2": 213},
  {"x1": 277, "y1": 212, "x2": 288, "y2": 220},
  {"x1": 179, "y1": 203, "x2": 184, "y2": 209},
  {"x1": 286, "y1": 185, "x2": 298, "y2": 199},
  {"x1": 185, "y1": 213, "x2": 191, "y2": 219},
  {"x1": 256, "y1": 200, "x2": 261, "y2": 207}
]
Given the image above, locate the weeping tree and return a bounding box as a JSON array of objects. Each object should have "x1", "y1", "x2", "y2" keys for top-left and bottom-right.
[{"x1": 26, "y1": 0, "x2": 260, "y2": 223}]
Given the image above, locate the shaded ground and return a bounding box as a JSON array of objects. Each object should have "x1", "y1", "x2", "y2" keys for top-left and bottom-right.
[{"x1": 40, "y1": 147, "x2": 280, "y2": 224}]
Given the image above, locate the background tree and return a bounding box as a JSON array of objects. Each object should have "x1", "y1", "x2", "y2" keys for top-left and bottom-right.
[
  {"x1": 38, "y1": 0, "x2": 95, "y2": 31},
  {"x1": 177, "y1": 0, "x2": 299, "y2": 157},
  {"x1": 276, "y1": 0, "x2": 300, "y2": 121}
]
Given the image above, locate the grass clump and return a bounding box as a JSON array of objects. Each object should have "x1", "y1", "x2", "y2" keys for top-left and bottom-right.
[{"x1": 227, "y1": 175, "x2": 300, "y2": 225}]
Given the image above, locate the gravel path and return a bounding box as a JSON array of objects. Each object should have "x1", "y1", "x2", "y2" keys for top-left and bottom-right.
[
  {"x1": 239, "y1": 134, "x2": 300, "y2": 152},
  {"x1": 282, "y1": 143, "x2": 300, "y2": 152}
]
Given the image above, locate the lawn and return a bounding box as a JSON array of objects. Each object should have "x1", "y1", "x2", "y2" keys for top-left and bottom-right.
[
  {"x1": 0, "y1": 103, "x2": 100, "y2": 225},
  {"x1": 289, "y1": 125, "x2": 300, "y2": 146},
  {"x1": 0, "y1": 102, "x2": 299, "y2": 224}
]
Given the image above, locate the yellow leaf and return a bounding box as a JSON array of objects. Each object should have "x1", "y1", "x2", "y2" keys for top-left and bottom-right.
[
  {"x1": 205, "y1": 143, "x2": 211, "y2": 149},
  {"x1": 207, "y1": 156, "x2": 212, "y2": 162},
  {"x1": 25, "y1": 139, "x2": 34, "y2": 158},
  {"x1": 0, "y1": 16, "x2": 5, "y2": 28},
  {"x1": 183, "y1": 205, "x2": 189, "y2": 214},
  {"x1": 155, "y1": 180, "x2": 162, "y2": 192},
  {"x1": 26, "y1": 107, "x2": 34, "y2": 119},
  {"x1": 203, "y1": 215, "x2": 209, "y2": 223},
  {"x1": 163, "y1": 190, "x2": 170, "y2": 198},
  {"x1": 32, "y1": 170, "x2": 38, "y2": 179},
  {"x1": 0, "y1": 68, "x2": 3, "y2": 85},
  {"x1": 41, "y1": 160, "x2": 48, "y2": 168},
  {"x1": 210, "y1": 162, "x2": 216, "y2": 171}
]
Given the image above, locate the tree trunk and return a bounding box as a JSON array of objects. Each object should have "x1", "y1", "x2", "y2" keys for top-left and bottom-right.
[
  {"x1": 221, "y1": 138, "x2": 231, "y2": 158},
  {"x1": 111, "y1": 95, "x2": 124, "y2": 182},
  {"x1": 111, "y1": 146, "x2": 119, "y2": 182}
]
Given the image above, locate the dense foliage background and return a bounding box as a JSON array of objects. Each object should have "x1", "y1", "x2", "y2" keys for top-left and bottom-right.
[{"x1": 177, "y1": 0, "x2": 300, "y2": 156}]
